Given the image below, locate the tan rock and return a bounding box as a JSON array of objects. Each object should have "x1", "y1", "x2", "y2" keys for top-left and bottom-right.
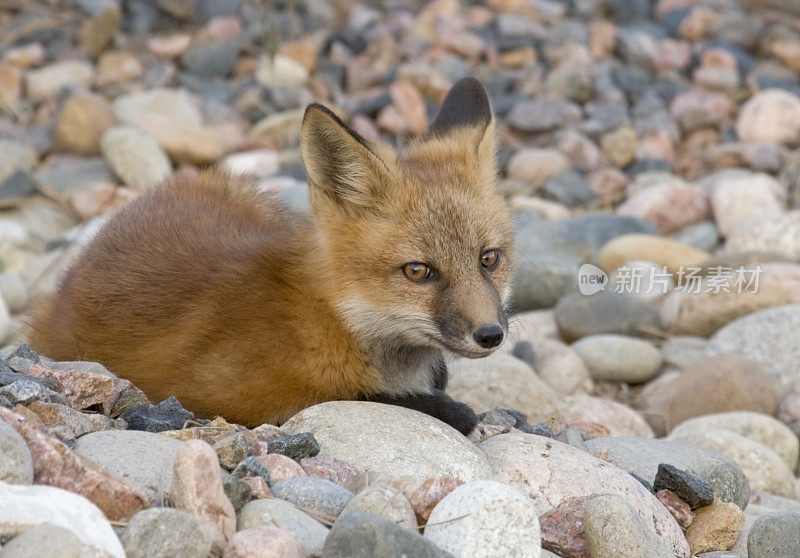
[
  {"x1": 78, "y1": 6, "x2": 120, "y2": 57},
  {"x1": 527, "y1": 338, "x2": 593, "y2": 396},
  {"x1": 282, "y1": 402, "x2": 493, "y2": 496},
  {"x1": 617, "y1": 181, "x2": 709, "y2": 234},
  {"x1": 601, "y1": 126, "x2": 638, "y2": 168},
  {"x1": 55, "y1": 93, "x2": 117, "y2": 156},
  {"x1": 300, "y1": 455, "x2": 360, "y2": 490},
  {"x1": 222, "y1": 526, "x2": 304, "y2": 558},
  {"x1": 239, "y1": 476, "x2": 272, "y2": 499},
  {"x1": 254, "y1": 454, "x2": 306, "y2": 483},
  {"x1": 685, "y1": 499, "x2": 744, "y2": 554},
  {"x1": 668, "y1": 428, "x2": 799, "y2": 500},
  {"x1": 25, "y1": 61, "x2": 94, "y2": 101},
  {"x1": 640, "y1": 354, "x2": 778, "y2": 436},
  {"x1": 599, "y1": 234, "x2": 709, "y2": 275},
  {"x1": 708, "y1": 170, "x2": 787, "y2": 236},
  {"x1": 561, "y1": 395, "x2": 654, "y2": 438},
  {"x1": 170, "y1": 439, "x2": 236, "y2": 551},
  {"x1": 480, "y1": 432, "x2": 690, "y2": 557},
  {"x1": 278, "y1": 40, "x2": 318, "y2": 71},
  {"x1": 25, "y1": 362, "x2": 120, "y2": 413},
  {"x1": 447, "y1": 353, "x2": 563, "y2": 424},
  {"x1": 0, "y1": 64, "x2": 22, "y2": 108},
  {"x1": 254, "y1": 55, "x2": 308, "y2": 88},
  {"x1": 661, "y1": 263, "x2": 800, "y2": 336},
  {"x1": 670, "y1": 411, "x2": 799, "y2": 471},
  {"x1": 70, "y1": 182, "x2": 137, "y2": 219},
  {"x1": 0, "y1": 407, "x2": 147, "y2": 521},
  {"x1": 737, "y1": 89, "x2": 800, "y2": 145},
  {"x1": 147, "y1": 34, "x2": 192, "y2": 59},
  {"x1": 507, "y1": 148, "x2": 570, "y2": 189},
  {"x1": 589, "y1": 18, "x2": 616, "y2": 59},
  {"x1": 341, "y1": 483, "x2": 417, "y2": 529},
  {"x1": 101, "y1": 126, "x2": 172, "y2": 190},
  {"x1": 389, "y1": 80, "x2": 427, "y2": 135},
  {"x1": 95, "y1": 50, "x2": 144, "y2": 87}
]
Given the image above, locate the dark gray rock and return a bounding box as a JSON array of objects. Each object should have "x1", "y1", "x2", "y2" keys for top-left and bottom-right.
[
  {"x1": 268, "y1": 432, "x2": 320, "y2": 461},
  {"x1": 506, "y1": 99, "x2": 582, "y2": 133},
  {"x1": 0, "y1": 170, "x2": 39, "y2": 205},
  {"x1": 0, "y1": 361, "x2": 57, "y2": 392},
  {"x1": 232, "y1": 456, "x2": 271, "y2": 483},
  {"x1": 120, "y1": 396, "x2": 195, "y2": 433},
  {"x1": 110, "y1": 386, "x2": 151, "y2": 418},
  {"x1": 581, "y1": 101, "x2": 630, "y2": 137},
  {"x1": 512, "y1": 213, "x2": 656, "y2": 311},
  {"x1": 673, "y1": 221, "x2": 720, "y2": 252},
  {"x1": 0, "y1": 379, "x2": 66, "y2": 406},
  {"x1": 34, "y1": 158, "x2": 114, "y2": 196},
  {"x1": 477, "y1": 407, "x2": 539, "y2": 435},
  {"x1": 271, "y1": 476, "x2": 354, "y2": 518},
  {"x1": 540, "y1": 170, "x2": 597, "y2": 208},
  {"x1": 654, "y1": 463, "x2": 714, "y2": 510},
  {"x1": 8, "y1": 344, "x2": 40, "y2": 364},
  {"x1": 554, "y1": 291, "x2": 662, "y2": 342},
  {"x1": 181, "y1": 37, "x2": 242, "y2": 78},
  {"x1": 222, "y1": 473, "x2": 252, "y2": 512},
  {"x1": 585, "y1": 437, "x2": 750, "y2": 508},
  {"x1": 747, "y1": 512, "x2": 800, "y2": 558},
  {"x1": 322, "y1": 512, "x2": 453, "y2": 558}
]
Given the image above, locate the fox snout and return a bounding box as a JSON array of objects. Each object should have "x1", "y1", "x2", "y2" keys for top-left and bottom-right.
[
  {"x1": 473, "y1": 324, "x2": 504, "y2": 349},
  {"x1": 434, "y1": 286, "x2": 509, "y2": 358}
]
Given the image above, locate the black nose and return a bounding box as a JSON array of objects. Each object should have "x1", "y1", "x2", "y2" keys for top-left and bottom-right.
[{"x1": 473, "y1": 324, "x2": 504, "y2": 349}]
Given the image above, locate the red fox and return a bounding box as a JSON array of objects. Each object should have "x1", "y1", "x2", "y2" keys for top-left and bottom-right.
[{"x1": 28, "y1": 78, "x2": 514, "y2": 434}]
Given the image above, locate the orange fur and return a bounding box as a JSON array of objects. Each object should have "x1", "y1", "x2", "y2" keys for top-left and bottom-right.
[{"x1": 28, "y1": 81, "x2": 514, "y2": 427}]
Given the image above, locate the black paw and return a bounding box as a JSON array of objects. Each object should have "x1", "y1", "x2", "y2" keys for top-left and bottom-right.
[{"x1": 439, "y1": 398, "x2": 479, "y2": 435}]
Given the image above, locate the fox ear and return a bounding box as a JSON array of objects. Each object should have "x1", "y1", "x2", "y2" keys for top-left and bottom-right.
[
  {"x1": 302, "y1": 104, "x2": 393, "y2": 214},
  {"x1": 422, "y1": 77, "x2": 496, "y2": 184},
  {"x1": 428, "y1": 77, "x2": 493, "y2": 138}
]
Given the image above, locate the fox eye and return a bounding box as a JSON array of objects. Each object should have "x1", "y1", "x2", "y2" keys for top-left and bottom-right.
[
  {"x1": 481, "y1": 250, "x2": 499, "y2": 269},
  {"x1": 402, "y1": 262, "x2": 433, "y2": 282}
]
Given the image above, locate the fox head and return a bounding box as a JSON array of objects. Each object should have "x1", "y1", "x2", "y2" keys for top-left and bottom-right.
[{"x1": 301, "y1": 78, "x2": 513, "y2": 360}]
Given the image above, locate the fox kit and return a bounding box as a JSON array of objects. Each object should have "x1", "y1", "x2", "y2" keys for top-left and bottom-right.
[{"x1": 28, "y1": 78, "x2": 514, "y2": 434}]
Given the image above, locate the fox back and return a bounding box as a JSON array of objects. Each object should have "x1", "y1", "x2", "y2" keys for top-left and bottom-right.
[{"x1": 28, "y1": 78, "x2": 514, "y2": 427}]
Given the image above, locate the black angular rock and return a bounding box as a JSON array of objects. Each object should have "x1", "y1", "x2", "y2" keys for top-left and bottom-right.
[
  {"x1": 267, "y1": 432, "x2": 320, "y2": 461},
  {"x1": 653, "y1": 463, "x2": 714, "y2": 510},
  {"x1": 222, "y1": 473, "x2": 252, "y2": 513},
  {"x1": 232, "y1": 456, "x2": 271, "y2": 484},
  {"x1": 322, "y1": 512, "x2": 453, "y2": 558},
  {"x1": 120, "y1": 396, "x2": 195, "y2": 433}
]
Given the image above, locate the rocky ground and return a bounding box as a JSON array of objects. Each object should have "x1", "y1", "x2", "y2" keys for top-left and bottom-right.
[{"x1": 2, "y1": 0, "x2": 800, "y2": 556}]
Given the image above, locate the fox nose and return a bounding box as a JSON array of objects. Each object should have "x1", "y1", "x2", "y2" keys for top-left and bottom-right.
[{"x1": 473, "y1": 324, "x2": 504, "y2": 349}]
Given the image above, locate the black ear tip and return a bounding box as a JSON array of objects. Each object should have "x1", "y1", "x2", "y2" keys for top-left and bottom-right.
[
  {"x1": 450, "y1": 77, "x2": 489, "y2": 101},
  {"x1": 429, "y1": 77, "x2": 492, "y2": 136}
]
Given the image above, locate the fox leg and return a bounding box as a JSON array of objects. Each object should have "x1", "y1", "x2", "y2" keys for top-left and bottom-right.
[{"x1": 362, "y1": 390, "x2": 478, "y2": 435}]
